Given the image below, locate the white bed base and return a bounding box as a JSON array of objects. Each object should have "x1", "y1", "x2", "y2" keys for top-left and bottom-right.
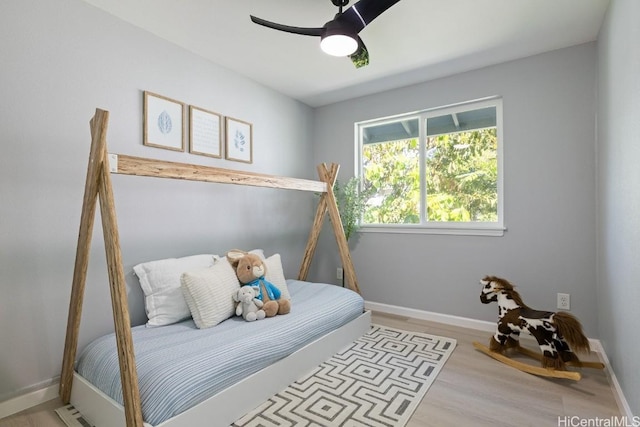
[{"x1": 70, "y1": 310, "x2": 371, "y2": 427}]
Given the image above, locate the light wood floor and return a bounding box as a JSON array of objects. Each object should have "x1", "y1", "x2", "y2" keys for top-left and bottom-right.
[
  {"x1": 0, "y1": 312, "x2": 622, "y2": 427},
  {"x1": 373, "y1": 312, "x2": 621, "y2": 427}
]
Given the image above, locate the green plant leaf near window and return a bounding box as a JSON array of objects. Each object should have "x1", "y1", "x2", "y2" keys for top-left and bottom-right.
[{"x1": 334, "y1": 177, "x2": 371, "y2": 241}]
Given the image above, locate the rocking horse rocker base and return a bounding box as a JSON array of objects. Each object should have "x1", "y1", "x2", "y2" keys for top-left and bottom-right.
[{"x1": 472, "y1": 341, "x2": 604, "y2": 381}]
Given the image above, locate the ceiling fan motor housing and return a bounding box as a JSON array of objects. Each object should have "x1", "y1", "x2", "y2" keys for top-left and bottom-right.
[{"x1": 250, "y1": 0, "x2": 402, "y2": 66}]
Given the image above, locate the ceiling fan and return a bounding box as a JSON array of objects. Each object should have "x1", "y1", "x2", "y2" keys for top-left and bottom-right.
[{"x1": 250, "y1": 0, "x2": 401, "y2": 68}]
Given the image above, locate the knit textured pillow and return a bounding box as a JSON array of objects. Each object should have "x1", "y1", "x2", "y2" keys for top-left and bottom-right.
[{"x1": 180, "y1": 260, "x2": 241, "y2": 329}]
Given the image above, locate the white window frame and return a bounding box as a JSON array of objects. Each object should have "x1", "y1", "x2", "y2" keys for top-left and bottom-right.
[{"x1": 356, "y1": 97, "x2": 505, "y2": 237}]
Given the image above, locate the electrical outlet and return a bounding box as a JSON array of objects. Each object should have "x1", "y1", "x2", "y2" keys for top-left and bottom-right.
[
  {"x1": 336, "y1": 267, "x2": 343, "y2": 280},
  {"x1": 557, "y1": 293, "x2": 570, "y2": 310}
]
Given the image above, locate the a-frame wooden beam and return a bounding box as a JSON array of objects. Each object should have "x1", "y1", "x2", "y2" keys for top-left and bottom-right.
[
  {"x1": 318, "y1": 164, "x2": 360, "y2": 294},
  {"x1": 298, "y1": 163, "x2": 361, "y2": 294},
  {"x1": 298, "y1": 163, "x2": 339, "y2": 284},
  {"x1": 97, "y1": 146, "x2": 144, "y2": 427},
  {"x1": 60, "y1": 109, "x2": 144, "y2": 427},
  {"x1": 60, "y1": 110, "x2": 108, "y2": 404}
]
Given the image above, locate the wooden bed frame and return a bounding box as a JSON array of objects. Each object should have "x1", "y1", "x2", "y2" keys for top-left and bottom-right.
[{"x1": 59, "y1": 109, "x2": 369, "y2": 426}]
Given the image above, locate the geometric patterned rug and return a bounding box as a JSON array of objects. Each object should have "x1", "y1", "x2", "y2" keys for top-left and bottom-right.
[
  {"x1": 55, "y1": 404, "x2": 94, "y2": 427},
  {"x1": 232, "y1": 325, "x2": 456, "y2": 427}
]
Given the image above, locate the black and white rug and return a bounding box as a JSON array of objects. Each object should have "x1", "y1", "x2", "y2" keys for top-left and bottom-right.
[
  {"x1": 232, "y1": 325, "x2": 456, "y2": 427},
  {"x1": 55, "y1": 404, "x2": 94, "y2": 427}
]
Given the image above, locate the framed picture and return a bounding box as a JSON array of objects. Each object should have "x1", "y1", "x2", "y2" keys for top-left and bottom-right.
[
  {"x1": 189, "y1": 105, "x2": 222, "y2": 158},
  {"x1": 225, "y1": 116, "x2": 253, "y2": 164},
  {"x1": 143, "y1": 91, "x2": 185, "y2": 151}
]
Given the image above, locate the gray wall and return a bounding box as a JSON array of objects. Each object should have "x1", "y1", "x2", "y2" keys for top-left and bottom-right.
[
  {"x1": 0, "y1": 0, "x2": 314, "y2": 400},
  {"x1": 313, "y1": 43, "x2": 599, "y2": 334},
  {"x1": 597, "y1": 0, "x2": 640, "y2": 416},
  {"x1": 3, "y1": 0, "x2": 634, "y2": 414}
]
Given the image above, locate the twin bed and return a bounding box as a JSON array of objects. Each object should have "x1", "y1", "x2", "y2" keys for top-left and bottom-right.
[
  {"x1": 60, "y1": 109, "x2": 370, "y2": 427},
  {"x1": 72, "y1": 280, "x2": 369, "y2": 426}
]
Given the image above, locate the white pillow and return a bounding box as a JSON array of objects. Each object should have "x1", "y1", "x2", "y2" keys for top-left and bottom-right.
[
  {"x1": 133, "y1": 254, "x2": 215, "y2": 327},
  {"x1": 180, "y1": 261, "x2": 240, "y2": 329},
  {"x1": 264, "y1": 254, "x2": 290, "y2": 300}
]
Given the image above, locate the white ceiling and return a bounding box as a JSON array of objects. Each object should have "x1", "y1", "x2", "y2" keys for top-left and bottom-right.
[{"x1": 81, "y1": 0, "x2": 610, "y2": 107}]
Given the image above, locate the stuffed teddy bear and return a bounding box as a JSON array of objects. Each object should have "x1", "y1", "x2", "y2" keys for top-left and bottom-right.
[
  {"x1": 227, "y1": 250, "x2": 291, "y2": 317},
  {"x1": 233, "y1": 285, "x2": 266, "y2": 322}
]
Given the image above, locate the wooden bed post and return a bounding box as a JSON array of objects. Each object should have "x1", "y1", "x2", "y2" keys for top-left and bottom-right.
[
  {"x1": 97, "y1": 144, "x2": 144, "y2": 427},
  {"x1": 298, "y1": 164, "x2": 338, "y2": 284},
  {"x1": 60, "y1": 109, "x2": 144, "y2": 427},
  {"x1": 298, "y1": 163, "x2": 361, "y2": 294},
  {"x1": 60, "y1": 109, "x2": 108, "y2": 403},
  {"x1": 318, "y1": 164, "x2": 361, "y2": 294}
]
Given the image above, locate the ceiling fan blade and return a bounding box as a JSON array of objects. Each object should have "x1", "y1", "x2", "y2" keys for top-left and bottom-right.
[
  {"x1": 336, "y1": 0, "x2": 402, "y2": 33},
  {"x1": 350, "y1": 37, "x2": 369, "y2": 68},
  {"x1": 250, "y1": 15, "x2": 323, "y2": 37}
]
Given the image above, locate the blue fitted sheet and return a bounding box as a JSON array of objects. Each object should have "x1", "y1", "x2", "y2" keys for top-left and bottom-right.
[{"x1": 76, "y1": 280, "x2": 364, "y2": 425}]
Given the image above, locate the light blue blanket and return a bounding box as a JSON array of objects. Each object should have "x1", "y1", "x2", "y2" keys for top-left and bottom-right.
[{"x1": 76, "y1": 280, "x2": 364, "y2": 425}]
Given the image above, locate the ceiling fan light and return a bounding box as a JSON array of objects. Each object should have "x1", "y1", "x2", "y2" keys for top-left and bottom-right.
[{"x1": 320, "y1": 34, "x2": 358, "y2": 56}]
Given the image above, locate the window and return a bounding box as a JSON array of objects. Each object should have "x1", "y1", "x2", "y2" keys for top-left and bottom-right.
[{"x1": 357, "y1": 97, "x2": 504, "y2": 236}]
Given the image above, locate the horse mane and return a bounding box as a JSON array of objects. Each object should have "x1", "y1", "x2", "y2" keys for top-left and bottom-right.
[{"x1": 485, "y1": 276, "x2": 530, "y2": 309}]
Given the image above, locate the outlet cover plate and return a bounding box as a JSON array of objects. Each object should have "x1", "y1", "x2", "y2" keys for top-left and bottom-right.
[{"x1": 557, "y1": 293, "x2": 570, "y2": 310}]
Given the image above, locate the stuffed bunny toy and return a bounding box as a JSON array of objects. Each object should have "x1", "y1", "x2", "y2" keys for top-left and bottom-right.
[{"x1": 227, "y1": 250, "x2": 291, "y2": 317}]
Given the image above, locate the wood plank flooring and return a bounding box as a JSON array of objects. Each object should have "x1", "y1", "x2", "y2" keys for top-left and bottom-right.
[
  {"x1": 0, "y1": 311, "x2": 622, "y2": 427},
  {"x1": 374, "y1": 312, "x2": 621, "y2": 427},
  {"x1": 0, "y1": 398, "x2": 65, "y2": 427}
]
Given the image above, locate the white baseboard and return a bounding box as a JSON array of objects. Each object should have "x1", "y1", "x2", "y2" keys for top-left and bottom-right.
[
  {"x1": 0, "y1": 381, "x2": 59, "y2": 419},
  {"x1": 365, "y1": 300, "x2": 634, "y2": 419},
  {"x1": 365, "y1": 300, "x2": 496, "y2": 332},
  {"x1": 588, "y1": 340, "x2": 635, "y2": 419}
]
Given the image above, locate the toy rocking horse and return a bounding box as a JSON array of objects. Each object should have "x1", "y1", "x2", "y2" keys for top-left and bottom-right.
[{"x1": 473, "y1": 275, "x2": 604, "y2": 381}]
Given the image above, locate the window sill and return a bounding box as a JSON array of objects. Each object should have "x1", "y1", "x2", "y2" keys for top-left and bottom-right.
[{"x1": 359, "y1": 224, "x2": 506, "y2": 237}]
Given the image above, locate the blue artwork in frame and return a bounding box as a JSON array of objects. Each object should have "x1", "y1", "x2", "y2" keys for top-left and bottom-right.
[
  {"x1": 143, "y1": 91, "x2": 185, "y2": 152},
  {"x1": 225, "y1": 116, "x2": 253, "y2": 163}
]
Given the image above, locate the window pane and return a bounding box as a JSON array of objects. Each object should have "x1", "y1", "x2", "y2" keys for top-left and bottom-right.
[
  {"x1": 362, "y1": 138, "x2": 420, "y2": 224},
  {"x1": 356, "y1": 98, "x2": 502, "y2": 233},
  {"x1": 425, "y1": 128, "x2": 497, "y2": 222}
]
